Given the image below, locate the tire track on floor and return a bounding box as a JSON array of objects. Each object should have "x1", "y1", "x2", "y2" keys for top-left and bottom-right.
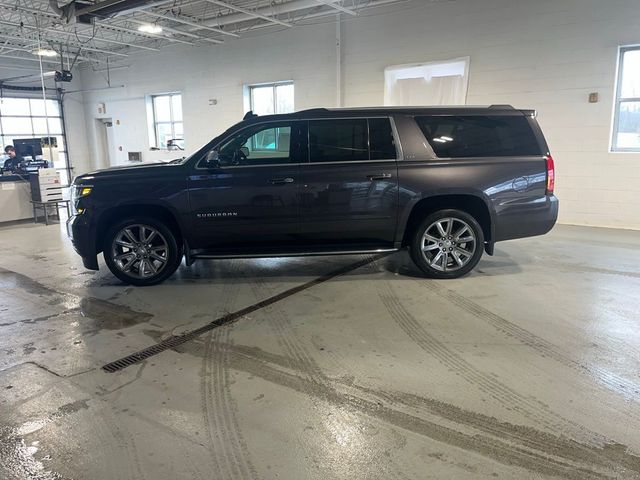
[
  {"x1": 221, "y1": 342, "x2": 640, "y2": 479},
  {"x1": 423, "y1": 281, "x2": 640, "y2": 402},
  {"x1": 377, "y1": 279, "x2": 609, "y2": 446},
  {"x1": 200, "y1": 260, "x2": 258, "y2": 480},
  {"x1": 250, "y1": 276, "x2": 327, "y2": 388},
  {"x1": 249, "y1": 256, "x2": 413, "y2": 480}
]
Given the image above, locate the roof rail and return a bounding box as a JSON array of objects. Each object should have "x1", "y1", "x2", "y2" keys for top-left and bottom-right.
[
  {"x1": 297, "y1": 107, "x2": 331, "y2": 114},
  {"x1": 488, "y1": 104, "x2": 515, "y2": 110},
  {"x1": 243, "y1": 110, "x2": 258, "y2": 120}
]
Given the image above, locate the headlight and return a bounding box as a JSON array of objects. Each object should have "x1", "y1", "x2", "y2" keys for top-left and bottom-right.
[
  {"x1": 73, "y1": 185, "x2": 93, "y2": 198},
  {"x1": 71, "y1": 185, "x2": 93, "y2": 214}
]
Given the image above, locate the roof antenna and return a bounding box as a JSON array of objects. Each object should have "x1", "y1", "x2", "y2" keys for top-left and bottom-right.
[{"x1": 243, "y1": 110, "x2": 257, "y2": 120}]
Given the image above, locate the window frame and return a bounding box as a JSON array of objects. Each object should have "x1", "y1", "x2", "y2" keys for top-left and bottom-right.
[
  {"x1": 414, "y1": 114, "x2": 543, "y2": 159},
  {"x1": 194, "y1": 116, "x2": 401, "y2": 170},
  {"x1": 195, "y1": 120, "x2": 306, "y2": 169},
  {"x1": 217, "y1": 121, "x2": 296, "y2": 167},
  {"x1": 151, "y1": 93, "x2": 183, "y2": 149},
  {"x1": 248, "y1": 81, "x2": 294, "y2": 116},
  {"x1": 611, "y1": 45, "x2": 640, "y2": 153},
  {"x1": 306, "y1": 117, "x2": 400, "y2": 163},
  {"x1": 0, "y1": 96, "x2": 71, "y2": 185}
]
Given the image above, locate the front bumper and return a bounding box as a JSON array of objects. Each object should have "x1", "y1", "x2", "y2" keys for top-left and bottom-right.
[{"x1": 67, "y1": 214, "x2": 99, "y2": 270}]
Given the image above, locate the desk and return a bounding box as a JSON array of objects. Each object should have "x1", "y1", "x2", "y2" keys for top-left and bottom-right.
[{"x1": 0, "y1": 176, "x2": 32, "y2": 223}]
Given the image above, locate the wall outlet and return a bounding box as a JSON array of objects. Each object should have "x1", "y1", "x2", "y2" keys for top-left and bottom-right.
[{"x1": 589, "y1": 92, "x2": 599, "y2": 103}]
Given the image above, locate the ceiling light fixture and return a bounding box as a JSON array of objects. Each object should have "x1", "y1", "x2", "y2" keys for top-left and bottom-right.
[
  {"x1": 33, "y1": 48, "x2": 58, "y2": 57},
  {"x1": 138, "y1": 24, "x2": 163, "y2": 34}
]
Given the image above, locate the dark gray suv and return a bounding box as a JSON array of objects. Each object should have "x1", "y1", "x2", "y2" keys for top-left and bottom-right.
[{"x1": 68, "y1": 105, "x2": 558, "y2": 285}]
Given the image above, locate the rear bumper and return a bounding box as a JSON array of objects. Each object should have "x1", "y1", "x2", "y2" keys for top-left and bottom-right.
[
  {"x1": 67, "y1": 214, "x2": 99, "y2": 270},
  {"x1": 494, "y1": 195, "x2": 558, "y2": 242}
]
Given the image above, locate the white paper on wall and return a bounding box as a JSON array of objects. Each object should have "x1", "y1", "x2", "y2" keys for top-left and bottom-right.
[{"x1": 384, "y1": 57, "x2": 470, "y2": 106}]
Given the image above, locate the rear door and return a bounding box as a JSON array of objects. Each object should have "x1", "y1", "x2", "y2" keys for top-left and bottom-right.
[
  {"x1": 298, "y1": 117, "x2": 399, "y2": 247},
  {"x1": 187, "y1": 120, "x2": 307, "y2": 250}
]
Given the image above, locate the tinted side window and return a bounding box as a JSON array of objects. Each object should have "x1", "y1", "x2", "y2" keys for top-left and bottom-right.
[
  {"x1": 415, "y1": 115, "x2": 542, "y2": 158},
  {"x1": 369, "y1": 118, "x2": 397, "y2": 160},
  {"x1": 309, "y1": 119, "x2": 368, "y2": 162}
]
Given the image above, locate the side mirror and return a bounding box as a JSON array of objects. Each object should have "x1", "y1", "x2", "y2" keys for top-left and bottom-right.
[
  {"x1": 204, "y1": 150, "x2": 220, "y2": 169},
  {"x1": 239, "y1": 146, "x2": 249, "y2": 157}
]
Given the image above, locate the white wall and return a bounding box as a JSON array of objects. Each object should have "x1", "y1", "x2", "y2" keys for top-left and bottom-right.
[
  {"x1": 72, "y1": 0, "x2": 640, "y2": 230},
  {"x1": 75, "y1": 21, "x2": 337, "y2": 169}
]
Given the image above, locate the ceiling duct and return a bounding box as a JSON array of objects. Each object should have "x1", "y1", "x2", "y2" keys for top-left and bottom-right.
[{"x1": 49, "y1": 0, "x2": 162, "y2": 24}]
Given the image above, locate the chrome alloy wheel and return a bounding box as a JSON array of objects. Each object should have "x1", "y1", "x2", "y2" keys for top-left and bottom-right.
[
  {"x1": 111, "y1": 224, "x2": 169, "y2": 279},
  {"x1": 420, "y1": 217, "x2": 477, "y2": 272}
]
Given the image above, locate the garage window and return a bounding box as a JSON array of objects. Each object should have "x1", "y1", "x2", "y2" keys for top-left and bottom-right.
[
  {"x1": 151, "y1": 93, "x2": 183, "y2": 149},
  {"x1": 0, "y1": 96, "x2": 70, "y2": 185},
  {"x1": 249, "y1": 82, "x2": 294, "y2": 116},
  {"x1": 612, "y1": 46, "x2": 640, "y2": 152}
]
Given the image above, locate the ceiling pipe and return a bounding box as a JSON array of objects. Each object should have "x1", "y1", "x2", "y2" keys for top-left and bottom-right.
[
  {"x1": 1, "y1": 70, "x2": 57, "y2": 83},
  {"x1": 233, "y1": 0, "x2": 404, "y2": 34},
  {"x1": 188, "y1": 0, "x2": 353, "y2": 30},
  {"x1": 314, "y1": 0, "x2": 356, "y2": 15},
  {"x1": 0, "y1": 46, "x2": 106, "y2": 63},
  {"x1": 124, "y1": 17, "x2": 213, "y2": 42},
  {"x1": 94, "y1": 21, "x2": 195, "y2": 45},
  {"x1": 0, "y1": 29, "x2": 130, "y2": 57},
  {"x1": 0, "y1": 54, "x2": 61, "y2": 64},
  {"x1": 0, "y1": 3, "x2": 160, "y2": 50},
  {"x1": 200, "y1": 0, "x2": 292, "y2": 28},
  {"x1": 141, "y1": 11, "x2": 238, "y2": 37}
]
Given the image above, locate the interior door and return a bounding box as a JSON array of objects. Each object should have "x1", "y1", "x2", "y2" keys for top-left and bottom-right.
[
  {"x1": 298, "y1": 118, "x2": 399, "y2": 247},
  {"x1": 187, "y1": 120, "x2": 307, "y2": 250}
]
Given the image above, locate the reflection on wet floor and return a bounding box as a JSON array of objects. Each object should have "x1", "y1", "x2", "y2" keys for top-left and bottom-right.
[{"x1": 1, "y1": 224, "x2": 640, "y2": 479}]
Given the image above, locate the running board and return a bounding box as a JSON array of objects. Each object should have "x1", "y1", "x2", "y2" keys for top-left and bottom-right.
[{"x1": 191, "y1": 248, "x2": 399, "y2": 260}]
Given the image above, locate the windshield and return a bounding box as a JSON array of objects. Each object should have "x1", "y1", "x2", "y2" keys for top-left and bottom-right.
[{"x1": 169, "y1": 121, "x2": 246, "y2": 166}]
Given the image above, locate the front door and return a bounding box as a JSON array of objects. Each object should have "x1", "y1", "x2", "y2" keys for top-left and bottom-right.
[
  {"x1": 298, "y1": 118, "x2": 399, "y2": 248},
  {"x1": 188, "y1": 120, "x2": 307, "y2": 250}
]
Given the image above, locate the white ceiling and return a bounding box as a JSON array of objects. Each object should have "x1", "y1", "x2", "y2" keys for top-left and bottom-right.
[{"x1": 0, "y1": 0, "x2": 415, "y2": 69}]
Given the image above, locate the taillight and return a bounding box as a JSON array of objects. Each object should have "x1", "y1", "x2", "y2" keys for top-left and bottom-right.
[{"x1": 545, "y1": 154, "x2": 555, "y2": 194}]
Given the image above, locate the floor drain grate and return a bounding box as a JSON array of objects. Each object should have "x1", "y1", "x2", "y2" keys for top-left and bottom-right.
[{"x1": 102, "y1": 254, "x2": 387, "y2": 373}]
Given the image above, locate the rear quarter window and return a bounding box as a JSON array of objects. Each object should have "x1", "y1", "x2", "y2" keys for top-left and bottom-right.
[{"x1": 415, "y1": 115, "x2": 542, "y2": 158}]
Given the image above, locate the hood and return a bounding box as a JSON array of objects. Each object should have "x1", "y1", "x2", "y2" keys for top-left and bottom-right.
[{"x1": 74, "y1": 161, "x2": 182, "y2": 184}]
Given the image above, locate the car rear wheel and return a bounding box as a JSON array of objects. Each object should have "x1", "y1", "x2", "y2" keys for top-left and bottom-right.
[
  {"x1": 103, "y1": 217, "x2": 182, "y2": 286},
  {"x1": 410, "y1": 209, "x2": 484, "y2": 279}
]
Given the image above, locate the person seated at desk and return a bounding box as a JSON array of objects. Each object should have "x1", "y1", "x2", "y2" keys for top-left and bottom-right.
[{"x1": 3, "y1": 145, "x2": 23, "y2": 173}]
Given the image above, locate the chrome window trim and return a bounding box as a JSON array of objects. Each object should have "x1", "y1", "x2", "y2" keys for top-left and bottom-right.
[
  {"x1": 192, "y1": 159, "x2": 396, "y2": 171},
  {"x1": 300, "y1": 159, "x2": 396, "y2": 166}
]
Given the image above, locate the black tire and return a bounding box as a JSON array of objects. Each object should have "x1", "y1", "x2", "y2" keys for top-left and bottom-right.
[
  {"x1": 409, "y1": 209, "x2": 484, "y2": 279},
  {"x1": 103, "y1": 216, "x2": 182, "y2": 286}
]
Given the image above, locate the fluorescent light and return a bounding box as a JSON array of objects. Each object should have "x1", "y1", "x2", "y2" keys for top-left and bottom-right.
[
  {"x1": 33, "y1": 48, "x2": 57, "y2": 57},
  {"x1": 440, "y1": 136, "x2": 453, "y2": 141},
  {"x1": 433, "y1": 138, "x2": 447, "y2": 143},
  {"x1": 138, "y1": 24, "x2": 163, "y2": 34}
]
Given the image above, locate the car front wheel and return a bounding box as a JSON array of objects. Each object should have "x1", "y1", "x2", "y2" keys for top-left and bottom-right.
[
  {"x1": 410, "y1": 209, "x2": 484, "y2": 279},
  {"x1": 103, "y1": 217, "x2": 182, "y2": 286}
]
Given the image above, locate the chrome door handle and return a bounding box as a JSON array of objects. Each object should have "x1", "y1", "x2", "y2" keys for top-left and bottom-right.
[
  {"x1": 366, "y1": 173, "x2": 392, "y2": 181},
  {"x1": 269, "y1": 177, "x2": 294, "y2": 185}
]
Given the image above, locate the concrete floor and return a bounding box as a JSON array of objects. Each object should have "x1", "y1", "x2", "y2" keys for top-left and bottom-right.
[{"x1": 0, "y1": 220, "x2": 639, "y2": 480}]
